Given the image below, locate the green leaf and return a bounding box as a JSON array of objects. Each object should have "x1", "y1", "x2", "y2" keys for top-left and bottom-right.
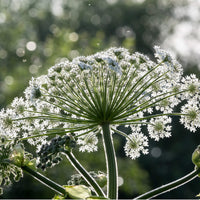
[{"x1": 64, "y1": 185, "x2": 91, "y2": 199}]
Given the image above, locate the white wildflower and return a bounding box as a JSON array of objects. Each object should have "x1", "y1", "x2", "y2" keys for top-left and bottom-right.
[
  {"x1": 180, "y1": 99, "x2": 200, "y2": 132},
  {"x1": 124, "y1": 132, "x2": 148, "y2": 159},
  {"x1": 154, "y1": 46, "x2": 183, "y2": 80},
  {"x1": 148, "y1": 116, "x2": 172, "y2": 141},
  {"x1": 77, "y1": 133, "x2": 98, "y2": 153},
  {"x1": 180, "y1": 74, "x2": 200, "y2": 100}
]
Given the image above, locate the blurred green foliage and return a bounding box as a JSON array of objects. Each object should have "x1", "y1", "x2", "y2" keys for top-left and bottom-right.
[
  {"x1": 1, "y1": 0, "x2": 200, "y2": 199},
  {"x1": 0, "y1": 0, "x2": 176, "y2": 107}
]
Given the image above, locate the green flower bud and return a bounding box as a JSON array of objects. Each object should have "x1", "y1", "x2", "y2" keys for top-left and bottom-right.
[
  {"x1": 9, "y1": 144, "x2": 25, "y2": 167},
  {"x1": 96, "y1": 173, "x2": 107, "y2": 188},
  {"x1": 192, "y1": 145, "x2": 200, "y2": 168}
]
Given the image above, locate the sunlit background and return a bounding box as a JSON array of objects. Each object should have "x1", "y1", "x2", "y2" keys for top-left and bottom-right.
[{"x1": 1, "y1": 0, "x2": 200, "y2": 199}]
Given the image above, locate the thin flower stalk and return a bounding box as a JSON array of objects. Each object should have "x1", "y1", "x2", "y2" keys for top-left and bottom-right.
[
  {"x1": 22, "y1": 165, "x2": 67, "y2": 196},
  {"x1": 135, "y1": 168, "x2": 200, "y2": 199},
  {"x1": 64, "y1": 151, "x2": 106, "y2": 197}
]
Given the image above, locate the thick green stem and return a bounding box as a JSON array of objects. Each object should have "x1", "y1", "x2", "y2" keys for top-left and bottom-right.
[
  {"x1": 22, "y1": 165, "x2": 66, "y2": 196},
  {"x1": 101, "y1": 122, "x2": 118, "y2": 199},
  {"x1": 64, "y1": 151, "x2": 106, "y2": 197},
  {"x1": 135, "y1": 168, "x2": 200, "y2": 199}
]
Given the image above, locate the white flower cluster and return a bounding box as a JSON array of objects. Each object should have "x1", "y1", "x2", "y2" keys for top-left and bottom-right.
[
  {"x1": 180, "y1": 100, "x2": 200, "y2": 132},
  {"x1": 148, "y1": 116, "x2": 172, "y2": 141},
  {"x1": 1, "y1": 46, "x2": 200, "y2": 160},
  {"x1": 124, "y1": 132, "x2": 148, "y2": 159},
  {"x1": 77, "y1": 133, "x2": 98, "y2": 153}
]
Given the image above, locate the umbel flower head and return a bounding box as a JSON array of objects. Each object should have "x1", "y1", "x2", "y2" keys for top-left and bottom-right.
[{"x1": 1, "y1": 46, "x2": 200, "y2": 160}]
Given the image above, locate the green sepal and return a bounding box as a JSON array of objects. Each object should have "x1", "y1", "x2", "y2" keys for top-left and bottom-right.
[{"x1": 64, "y1": 185, "x2": 92, "y2": 199}]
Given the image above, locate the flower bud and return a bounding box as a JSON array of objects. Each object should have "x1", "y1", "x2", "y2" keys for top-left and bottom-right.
[
  {"x1": 9, "y1": 143, "x2": 25, "y2": 167},
  {"x1": 192, "y1": 145, "x2": 200, "y2": 168},
  {"x1": 96, "y1": 173, "x2": 107, "y2": 188}
]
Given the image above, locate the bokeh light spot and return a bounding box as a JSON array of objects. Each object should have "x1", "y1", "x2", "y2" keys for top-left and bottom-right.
[
  {"x1": 0, "y1": 49, "x2": 7, "y2": 59},
  {"x1": 151, "y1": 147, "x2": 162, "y2": 158},
  {"x1": 118, "y1": 176, "x2": 124, "y2": 187},
  {"x1": 69, "y1": 50, "x2": 80, "y2": 59},
  {"x1": 51, "y1": 0, "x2": 64, "y2": 17},
  {"x1": 16, "y1": 48, "x2": 25, "y2": 57},
  {"x1": 0, "y1": 13, "x2": 6, "y2": 24},
  {"x1": 69, "y1": 32, "x2": 79, "y2": 42},
  {"x1": 26, "y1": 41, "x2": 37, "y2": 51},
  {"x1": 29, "y1": 65, "x2": 39, "y2": 74},
  {"x1": 91, "y1": 15, "x2": 100, "y2": 25},
  {"x1": 43, "y1": 48, "x2": 53, "y2": 57},
  {"x1": 4, "y1": 76, "x2": 14, "y2": 85}
]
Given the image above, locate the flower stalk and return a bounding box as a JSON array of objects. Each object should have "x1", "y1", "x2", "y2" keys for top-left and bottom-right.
[
  {"x1": 101, "y1": 122, "x2": 118, "y2": 199},
  {"x1": 64, "y1": 151, "x2": 106, "y2": 197},
  {"x1": 135, "y1": 168, "x2": 200, "y2": 199},
  {"x1": 22, "y1": 165, "x2": 67, "y2": 196}
]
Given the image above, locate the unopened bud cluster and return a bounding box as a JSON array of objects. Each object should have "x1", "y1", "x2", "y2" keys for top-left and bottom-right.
[{"x1": 37, "y1": 134, "x2": 76, "y2": 170}]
